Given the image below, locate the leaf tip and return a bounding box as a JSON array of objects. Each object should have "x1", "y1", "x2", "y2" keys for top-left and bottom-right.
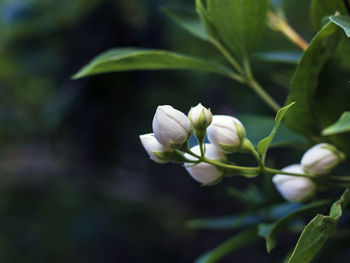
[
  {"x1": 286, "y1": 101, "x2": 296, "y2": 108},
  {"x1": 321, "y1": 129, "x2": 329, "y2": 136},
  {"x1": 71, "y1": 73, "x2": 81, "y2": 80}
]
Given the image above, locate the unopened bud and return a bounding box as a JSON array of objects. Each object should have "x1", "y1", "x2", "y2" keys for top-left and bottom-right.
[
  {"x1": 188, "y1": 103, "x2": 212, "y2": 130},
  {"x1": 207, "y1": 115, "x2": 246, "y2": 153},
  {"x1": 301, "y1": 143, "x2": 345, "y2": 175},
  {"x1": 184, "y1": 144, "x2": 226, "y2": 185},
  {"x1": 152, "y1": 105, "x2": 192, "y2": 148},
  {"x1": 140, "y1": 133, "x2": 173, "y2": 163},
  {"x1": 272, "y1": 164, "x2": 316, "y2": 202}
]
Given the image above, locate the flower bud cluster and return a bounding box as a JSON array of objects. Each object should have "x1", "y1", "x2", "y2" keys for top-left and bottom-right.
[
  {"x1": 140, "y1": 103, "x2": 247, "y2": 184},
  {"x1": 273, "y1": 143, "x2": 345, "y2": 203}
]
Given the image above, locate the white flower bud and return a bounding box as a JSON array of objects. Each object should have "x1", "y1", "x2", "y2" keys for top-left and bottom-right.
[
  {"x1": 207, "y1": 115, "x2": 246, "y2": 153},
  {"x1": 188, "y1": 103, "x2": 212, "y2": 130},
  {"x1": 272, "y1": 164, "x2": 316, "y2": 202},
  {"x1": 184, "y1": 144, "x2": 226, "y2": 184},
  {"x1": 152, "y1": 105, "x2": 192, "y2": 148},
  {"x1": 139, "y1": 133, "x2": 172, "y2": 163},
  {"x1": 301, "y1": 143, "x2": 345, "y2": 175}
]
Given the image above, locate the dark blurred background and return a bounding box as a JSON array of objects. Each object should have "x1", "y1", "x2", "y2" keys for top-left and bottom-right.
[{"x1": 0, "y1": 0, "x2": 326, "y2": 262}]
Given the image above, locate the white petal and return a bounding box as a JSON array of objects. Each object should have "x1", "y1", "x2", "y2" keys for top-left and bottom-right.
[
  {"x1": 184, "y1": 144, "x2": 226, "y2": 184},
  {"x1": 272, "y1": 164, "x2": 316, "y2": 202},
  {"x1": 207, "y1": 115, "x2": 244, "y2": 146},
  {"x1": 139, "y1": 133, "x2": 170, "y2": 163},
  {"x1": 152, "y1": 105, "x2": 191, "y2": 147},
  {"x1": 185, "y1": 163, "x2": 221, "y2": 184},
  {"x1": 301, "y1": 143, "x2": 340, "y2": 175}
]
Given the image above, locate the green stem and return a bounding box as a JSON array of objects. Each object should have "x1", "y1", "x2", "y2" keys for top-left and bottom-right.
[
  {"x1": 327, "y1": 175, "x2": 350, "y2": 182},
  {"x1": 186, "y1": 148, "x2": 317, "y2": 179},
  {"x1": 251, "y1": 150, "x2": 263, "y2": 168},
  {"x1": 264, "y1": 167, "x2": 350, "y2": 183},
  {"x1": 263, "y1": 167, "x2": 318, "y2": 180},
  {"x1": 210, "y1": 38, "x2": 245, "y2": 75},
  {"x1": 185, "y1": 148, "x2": 350, "y2": 184},
  {"x1": 211, "y1": 37, "x2": 280, "y2": 112},
  {"x1": 185, "y1": 149, "x2": 201, "y2": 159},
  {"x1": 203, "y1": 159, "x2": 350, "y2": 183},
  {"x1": 243, "y1": 58, "x2": 281, "y2": 112},
  {"x1": 241, "y1": 139, "x2": 263, "y2": 168},
  {"x1": 174, "y1": 149, "x2": 200, "y2": 164},
  {"x1": 203, "y1": 157, "x2": 260, "y2": 173},
  {"x1": 199, "y1": 142, "x2": 205, "y2": 158},
  {"x1": 186, "y1": 149, "x2": 259, "y2": 175},
  {"x1": 247, "y1": 78, "x2": 280, "y2": 112},
  {"x1": 226, "y1": 72, "x2": 246, "y2": 83}
]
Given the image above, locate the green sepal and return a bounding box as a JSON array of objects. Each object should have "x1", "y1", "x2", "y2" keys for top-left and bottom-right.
[
  {"x1": 240, "y1": 138, "x2": 256, "y2": 154},
  {"x1": 240, "y1": 170, "x2": 259, "y2": 178},
  {"x1": 153, "y1": 151, "x2": 188, "y2": 163},
  {"x1": 217, "y1": 121, "x2": 245, "y2": 153},
  {"x1": 322, "y1": 144, "x2": 346, "y2": 162},
  {"x1": 223, "y1": 167, "x2": 259, "y2": 178},
  {"x1": 170, "y1": 139, "x2": 192, "y2": 151},
  {"x1": 189, "y1": 105, "x2": 212, "y2": 130},
  {"x1": 218, "y1": 143, "x2": 241, "y2": 153},
  {"x1": 234, "y1": 121, "x2": 246, "y2": 143},
  {"x1": 194, "y1": 129, "x2": 206, "y2": 145}
]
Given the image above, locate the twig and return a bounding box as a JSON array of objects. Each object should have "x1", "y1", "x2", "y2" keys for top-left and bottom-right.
[{"x1": 267, "y1": 10, "x2": 309, "y2": 51}]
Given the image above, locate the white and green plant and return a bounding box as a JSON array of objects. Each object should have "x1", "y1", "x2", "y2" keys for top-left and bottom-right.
[{"x1": 75, "y1": 0, "x2": 350, "y2": 262}]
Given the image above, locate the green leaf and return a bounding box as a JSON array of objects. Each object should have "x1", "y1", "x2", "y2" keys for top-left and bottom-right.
[
  {"x1": 312, "y1": 33, "x2": 350, "y2": 154},
  {"x1": 187, "y1": 202, "x2": 302, "y2": 231},
  {"x1": 162, "y1": 7, "x2": 209, "y2": 41},
  {"x1": 258, "y1": 199, "x2": 331, "y2": 253},
  {"x1": 322, "y1": 111, "x2": 350, "y2": 135},
  {"x1": 257, "y1": 102, "x2": 295, "y2": 162},
  {"x1": 73, "y1": 48, "x2": 232, "y2": 79},
  {"x1": 195, "y1": 227, "x2": 258, "y2": 263},
  {"x1": 238, "y1": 113, "x2": 305, "y2": 148},
  {"x1": 187, "y1": 215, "x2": 260, "y2": 230},
  {"x1": 283, "y1": 250, "x2": 293, "y2": 263},
  {"x1": 253, "y1": 51, "x2": 302, "y2": 64},
  {"x1": 288, "y1": 189, "x2": 350, "y2": 263},
  {"x1": 310, "y1": 0, "x2": 347, "y2": 29},
  {"x1": 226, "y1": 185, "x2": 263, "y2": 205},
  {"x1": 196, "y1": 0, "x2": 269, "y2": 58},
  {"x1": 330, "y1": 15, "x2": 350, "y2": 37},
  {"x1": 284, "y1": 22, "x2": 340, "y2": 136}
]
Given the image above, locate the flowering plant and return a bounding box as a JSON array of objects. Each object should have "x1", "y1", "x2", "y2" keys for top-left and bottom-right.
[{"x1": 75, "y1": 0, "x2": 350, "y2": 262}]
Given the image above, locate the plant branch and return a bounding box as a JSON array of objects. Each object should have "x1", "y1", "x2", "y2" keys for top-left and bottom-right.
[
  {"x1": 182, "y1": 148, "x2": 350, "y2": 186},
  {"x1": 246, "y1": 77, "x2": 281, "y2": 112},
  {"x1": 241, "y1": 139, "x2": 264, "y2": 168},
  {"x1": 263, "y1": 167, "x2": 318, "y2": 180},
  {"x1": 203, "y1": 157, "x2": 260, "y2": 174},
  {"x1": 226, "y1": 71, "x2": 245, "y2": 83},
  {"x1": 200, "y1": 156, "x2": 350, "y2": 184},
  {"x1": 267, "y1": 10, "x2": 309, "y2": 51},
  {"x1": 174, "y1": 149, "x2": 201, "y2": 163},
  {"x1": 210, "y1": 37, "x2": 245, "y2": 75},
  {"x1": 263, "y1": 167, "x2": 350, "y2": 185},
  {"x1": 243, "y1": 58, "x2": 281, "y2": 112},
  {"x1": 211, "y1": 37, "x2": 281, "y2": 112}
]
